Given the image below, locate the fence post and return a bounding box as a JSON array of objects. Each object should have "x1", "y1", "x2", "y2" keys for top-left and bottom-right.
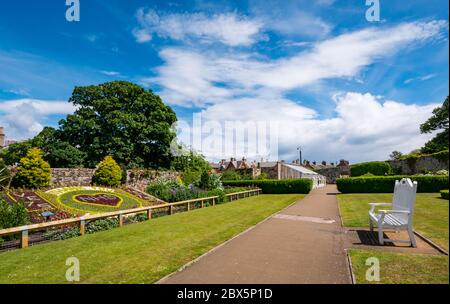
[
  {"x1": 212, "y1": 197, "x2": 216, "y2": 206},
  {"x1": 187, "y1": 202, "x2": 190, "y2": 211},
  {"x1": 80, "y1": 218, "x2": 86, "y2": 235},
  {"x1": 21, "y1": 229, "x2": 29, "y2": 248},
  {"x1": 146, "y1": 209, "x2": 152, "y2": 220},
  {"x1": 169, "y1": 205, "x2": 173, "y2": 215},
  {"x1": 201, "y1": 200, "x2": 204, "y2": 208},
  {"x1": 119, "y1": 214, "x2": 123, "y2": 227}
]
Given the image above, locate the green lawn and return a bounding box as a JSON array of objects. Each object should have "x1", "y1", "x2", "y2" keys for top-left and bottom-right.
[
  {"x1": 349, "y1": 249, "x2": 449, "y2": 284},
  {"x1": 0, "y1": 194, "x2": 303, "y2": 284},
  {"x1": 338, "y1": 193, "x2": 449, "y2": 250}
]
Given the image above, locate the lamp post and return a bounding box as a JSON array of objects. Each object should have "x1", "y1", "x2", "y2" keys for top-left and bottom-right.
[{"x1": 297, "y1": 146, "x2": 302, "y2": 166}]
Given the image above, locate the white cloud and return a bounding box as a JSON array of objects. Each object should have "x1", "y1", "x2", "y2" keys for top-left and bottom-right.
[
  {"x1": 132, "y1": 9, "x2": 263, "y2": 46},
  {"x1": 101, "y1": 70, "x2": 121, "y2": 77},
  {"x1": 404, "y1": 73, "x2": 437, "y2": 84},
  {"x1": 196, "y1": 92, "x2": 438, "y2": 163},
  {"x1": 0, "y1": 99, "x2": 76, "y2": 140},
  {"x1": 148, "y1": 21, "x2": 447, "y2": 107}
]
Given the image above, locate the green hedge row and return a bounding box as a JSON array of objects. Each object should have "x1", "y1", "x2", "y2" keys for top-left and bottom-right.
[
  {"x1": 336, "y1": 175, "x2": 449, "y2": 193},
  {"x1": 350, "y1": 161, "x2": 391, "y2": 177},
  {"x1": 441, "y1": 190, "x2": 449, "y2": 200},
  {"x1": 223, "y1": 179, "x2": 313, "y2": 194}
]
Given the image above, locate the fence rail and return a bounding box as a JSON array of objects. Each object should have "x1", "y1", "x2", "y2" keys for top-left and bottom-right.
[{"x1": 0, "y1": 188, "x2": 262, "y2": 249}]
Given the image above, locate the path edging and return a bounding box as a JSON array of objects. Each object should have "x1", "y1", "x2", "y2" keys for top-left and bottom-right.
[
  {"x1": 414, "y1": 230, "x2": 449, "y2": 255},
  {"x1": 155, "y1": 196, "x2": 303, "y2": 284},
  {"x1": 345, "y1": 249, "x2": 356, "y2": 284}
]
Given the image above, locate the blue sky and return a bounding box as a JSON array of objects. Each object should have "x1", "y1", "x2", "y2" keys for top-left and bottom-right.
[{"x1": 0, "y1": 0, "x2": 448, "y2": 163}]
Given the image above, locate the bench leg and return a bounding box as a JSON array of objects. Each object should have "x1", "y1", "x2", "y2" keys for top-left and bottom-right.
[
  {"x1": 408, "y1": 226, "x2": 417, "y2": 248},
  {"x1": 369, "y1": 220, "x2": 374, "y2": 232},
  {"x1": 378, "y1": 226, "x2": 384, "y2": 245}
]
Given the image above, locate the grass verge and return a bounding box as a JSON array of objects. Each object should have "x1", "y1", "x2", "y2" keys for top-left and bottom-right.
[
  {"x1": 348, "y1": 249, "x2": 449, "y2": 284},
  {"x1": 338, "y1": 193, "x2": 449, "y2": 251},
  {"x1": 0, "y1": 194, "x2": 303, "y2": 284}
]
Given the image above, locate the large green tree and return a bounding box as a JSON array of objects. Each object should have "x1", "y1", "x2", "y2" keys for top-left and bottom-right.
[
  {"x1": 420, "y1": 96, "x2": 449, "y2": 154},
  {"x1": 58, "y1": 81, "x2": 177, "y2": 168}
]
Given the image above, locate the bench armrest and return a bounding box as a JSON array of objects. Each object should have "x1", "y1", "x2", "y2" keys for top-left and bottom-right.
[
  {"x1": 369, "y1": 202, "x2": 391, "y2": 213},
  {"x1": 379, "y1": 209, "x2": 410, "y2": 214}
]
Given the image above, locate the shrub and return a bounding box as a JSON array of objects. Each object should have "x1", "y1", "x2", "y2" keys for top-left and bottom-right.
[
  {"x1": 223, "y1": 179, "x2": 313, "y2": 194},
  {"x1": 0, "y1": 199, "x2": 29, "y2": 229},
  {"x1": 350, "y1": 161, "x2": 391, "y2": 177},
  {"x1": 43, "y1": 227, "x2": 80, "y2": 241},
  {"x1": 13, "y1": 148, "x2": 51, "y2": 189},
  {"x1": 86, "y1": 218, "x2": 119, "y2": 233},
  {"x1": 92, "y1": 156, "x2": 122, "y2": 187},
  {"x1": 441, "y1": 190, "x2": 449, "y2": 200},
  {"x1": 0, "y1": 199, "x2": 29, "y2": 241},
  {"x1": 336, "y1": 175, "x2": 449, "y2": 193}
]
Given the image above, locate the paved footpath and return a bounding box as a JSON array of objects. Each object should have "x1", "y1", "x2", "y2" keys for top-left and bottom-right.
[{"x1": 159, "y1": 185, "x2": 351, "y2": 284}]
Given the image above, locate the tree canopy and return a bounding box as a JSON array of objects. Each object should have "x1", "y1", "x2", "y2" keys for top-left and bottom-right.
[
  {"x1": 420, "y1": 96, "x2": 449, "y2": 154},
  {"x1": 58, "y1": 81, "x2": 177, "y2": 168},
  {"x1": 2, "y1": 81, "x2": 178, "y2": 169}
]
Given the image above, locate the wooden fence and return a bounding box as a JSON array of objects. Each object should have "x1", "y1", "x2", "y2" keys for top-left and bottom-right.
[{"x1": 0, "y1": 188, "x2": 262, "y2": 249}]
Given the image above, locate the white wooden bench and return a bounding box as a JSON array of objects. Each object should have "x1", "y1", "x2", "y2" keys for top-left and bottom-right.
[{"x1": 369, "y1": 178, "x2": 418, "y2": 247}]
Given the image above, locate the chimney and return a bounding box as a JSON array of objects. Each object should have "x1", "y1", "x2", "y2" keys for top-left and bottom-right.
[
  {"x1": 312, "y1": 161, "x2": 316, "y2": 165},
  {"x1": 322, "y1": 161, "x2": 326, "y2": 166}
]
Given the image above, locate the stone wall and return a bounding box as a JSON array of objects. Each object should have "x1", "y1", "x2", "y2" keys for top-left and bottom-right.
[
  {"x1": 51, "y1": 168, "x2": 96, "y2": 187},
  {"x1": 315, "y1": 167, "x2": 341, "y2": 184},
  {"x1": 126, "y1": 169, "x2": 180, "y2": 192},
  {"x1": 387, "y1": 153, "x2": 449, "y2": 175},
  {"x1": 50, "y1": 168, "x2": 179, "y2": 190}
]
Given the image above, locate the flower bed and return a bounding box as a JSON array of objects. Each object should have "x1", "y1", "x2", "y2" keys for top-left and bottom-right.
[{"x1": 41, "y1": 187, "x2": 146, "y2": 215}]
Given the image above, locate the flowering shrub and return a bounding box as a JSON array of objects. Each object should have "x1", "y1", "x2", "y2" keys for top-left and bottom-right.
[
  {"x1": 13, "y1": 148, "x2": 51, "y2": 189},
  {"x1": 92, "y1": 156, "x2": 122, "y2": 187}
]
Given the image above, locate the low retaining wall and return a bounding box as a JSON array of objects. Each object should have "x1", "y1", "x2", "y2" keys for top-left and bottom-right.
[
  {"x1": 387, "y1": 153, "x2": 449, "y2": 175},
  {"x1": 50, "y1": 168, "x2": 179, "y2": 191},
  {"x1": 51, "y1": 168, "x2": 96, "y2": 187}
]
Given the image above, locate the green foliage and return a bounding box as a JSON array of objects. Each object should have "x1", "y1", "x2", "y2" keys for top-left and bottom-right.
[
  {"x1": 85, "y1": 218, "x2": 119, "y2": 234},
  {"x1": 197, "y1": 172, "x2": 223, "y2": 190},
  {"x1": 147, "y1": 178, "x2": 225, "y2": 203},
  {"x1": 350, "y1": 161, "x2": 391, "y2": 177},
  {"x1": 420, "y1": 96, "x2": 449, "y2": 153},
  {"x1": 441, "y1": 190, "x2": 449, "y2": 200},
  {"x1": 43, "y1": 228, "x2": 81, "y2": 241},
  {"x1": 92, "y1": 156, "x2": 122, "y2": 187},
  {"x1": 0, "y1": 141, "x2": 32, "y2": 165},
  {"x1": 254, "y1": 172, "x2": 269, "y2": 180},
  {"x1": 57, "y1": 81, "x2": 177, "y2": 169},
  {"x1": 0, "y1": 199, "x2": 29, "y2": 229},
  {"x1": 336, "y1": 175, "x2": 449, "y2": 193},
  {"x1": 34, "y1": 127, "x2": 86, "y2": 168},
  {"x1": 171, "y1": 150, "x2": 210, "y2": 172},
  {"x1": 389, "y1": 151, "x2": 403, "y2": 161},
  {"x1": 13, "y1": 148, "x2": 51, "y2": 189},
  {"x1": 223, "y1": 179, "x2": 313, "y2": 194}
]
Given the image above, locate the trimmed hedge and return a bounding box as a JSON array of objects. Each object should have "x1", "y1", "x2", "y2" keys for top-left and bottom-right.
[
  {"x1": 441, "y1": 190, "x2": 449, "y2": 200},
  {"x1": 337, "y1": 175, "x2": 449, "y2": 193},
  {"x1": 223, "y1": 179, "x2": 313, "y2": 194},
  {"x1": 350, "y1": 161, "x2": 391, "y2": 177}
]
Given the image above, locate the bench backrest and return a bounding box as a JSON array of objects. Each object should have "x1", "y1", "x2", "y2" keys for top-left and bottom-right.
[{"x1": 392, "y1": 178, "x2": 418, "y2": 216}]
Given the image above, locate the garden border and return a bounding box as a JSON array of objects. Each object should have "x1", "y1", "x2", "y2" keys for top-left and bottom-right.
[{"x1": 0, "y1": 188, "x2": 262, "y2": 249}]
